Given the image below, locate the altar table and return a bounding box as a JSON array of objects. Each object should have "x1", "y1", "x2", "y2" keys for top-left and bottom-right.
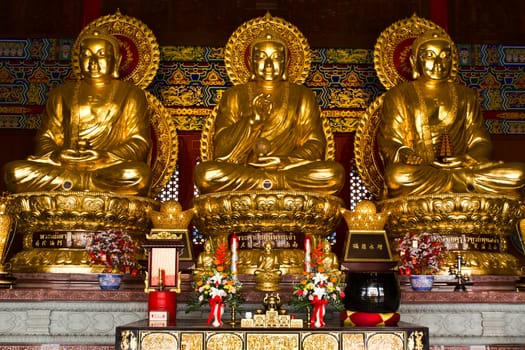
[{"x1": 115, "y1": 319, "x2": 429, "y2": 350}]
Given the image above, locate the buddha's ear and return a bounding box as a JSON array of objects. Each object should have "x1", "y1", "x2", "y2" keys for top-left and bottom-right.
[
  {"x1": 113, "y1": 55, "x2": 122, "y2": 79},
  {"x1": 409, "y1": 55, "x2": 419, "y2": 80}
]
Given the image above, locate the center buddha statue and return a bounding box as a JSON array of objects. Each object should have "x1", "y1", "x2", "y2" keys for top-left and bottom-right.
[
  {"x1": 192, "y1": 13, "x2": 346, "y2": 280},
  {"x1": 194, "y1": 32, "x2": 344, "y2": 194}
]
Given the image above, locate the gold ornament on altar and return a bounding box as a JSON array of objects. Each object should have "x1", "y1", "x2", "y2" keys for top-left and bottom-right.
[
  {"x1": 149, "y1": 201, "x2": 195, "y2": 231},
  {"x1": 341, "y1": 200, "x2": 387, "y2": 231}
]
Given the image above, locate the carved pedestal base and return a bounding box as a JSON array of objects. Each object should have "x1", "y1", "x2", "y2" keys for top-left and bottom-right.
[
  {"x1": 8, "y1": 191, "x2": 159, "y2": 273},
  {"x1": 378, "y1": 193, "x2": 523, "y2": 275},
  {"x1": 192, "y1": 190, "x2": 344, "y2": 275}
]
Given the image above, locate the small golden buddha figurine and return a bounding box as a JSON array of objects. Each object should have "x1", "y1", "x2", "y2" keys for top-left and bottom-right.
[
  {"x1": 3, "y1": 29, "x2": 152, "y2": 196},
  {"x1": 378, "y1": 30, "x2": 525, "y2": 198},
  {"x1": 192, "y1": 240, "x2": 215, "y2": 281},
  {"x1": 194, "y1": 31, "x2": 345, "y2": 194},
  {"x1": 254, "y1": 241, "x2": 282, "y2": 291},
  {"x1": 319, "y1": 240, "x2": 339, "y2": 273}
]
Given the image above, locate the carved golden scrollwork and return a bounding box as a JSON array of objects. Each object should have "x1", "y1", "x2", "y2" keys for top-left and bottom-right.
[
  {"x1": 379, "y1": 193, "x2": 522, "y2": 237},
  {"x1": 379, "y1": 193, "x2": 523, "y2": 275},
  {"x1": 192, "y1": 191, "x2": 343, "y2": 237},
  {"x1": 353, "y1": 94, "x2": 386, "y2": 198},
  {"x1": 146, "y1": 91, "x2": 179, "y2": 198}
]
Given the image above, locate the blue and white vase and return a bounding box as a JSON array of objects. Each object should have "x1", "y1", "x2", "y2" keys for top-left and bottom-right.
[
  {"x1": 409, "y1": 275, "x2": 434, "y2": 291},
  {"x1": 98, "y1": 273, "x2": 122, "y2": 290}
]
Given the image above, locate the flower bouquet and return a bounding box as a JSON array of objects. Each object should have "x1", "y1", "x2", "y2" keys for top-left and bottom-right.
[
  {"x1": 85, "y1": 229, "x2": 139, "y2": 275},
  {"x1": 290, "y1": 241, "x2": 345, "y2": 327},
  {"x1": 187, "y1": 240, "x2": 243, "y2": 326},
  {"x1": 395, "y1": 232, "x2": 448, "y2": 276}
]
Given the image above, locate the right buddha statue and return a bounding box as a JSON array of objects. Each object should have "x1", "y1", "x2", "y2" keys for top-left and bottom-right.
[
  {"x1": 194, "y1": 30, "x2": 344, "y2": 195},
  {"x1": 378, "y1": 29, "x2": 525, "y2": 199}
]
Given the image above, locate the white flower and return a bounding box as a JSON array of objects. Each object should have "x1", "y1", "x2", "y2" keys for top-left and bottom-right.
[
  {"x1": 209, "y1": 272, "x2": 223, "y2": 286},
  {"x1": 210, "y1": 286, "x2": 227, "y2": 298},
  {"x1": 312, "y1": 272, "x2": 328, "y2": 286},
  {"x1": 312, "y1": 286, "x2": 327, "y2": 299}
]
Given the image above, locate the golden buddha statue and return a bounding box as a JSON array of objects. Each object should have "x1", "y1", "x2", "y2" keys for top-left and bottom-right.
[
  {"x1": 320, "y1": 240, "x2": 339, "y2": 273},
  {"x1": 254, "y1": 241, "x2": 283, "y2": 291},
  {"x1": 3, "y1": 11, "x2": 175, "y2": 273},
  {"x1": 3, "y1": 29, "x2": 152, "y2": 196},
  {"x1": 354, "y1": 15, "x2": 525, "y2": 274},
  {"x1": 192, "y1": 13, "x2": 345, "y2": 278},
  {"x1": 192, "y1": 240, "x2": 215, "y2": 281},
  {"x1": 378, "y1": 29, "x2": 525, "y2": 199},
  {"x1": 194, "y1": 30, "x2": 345, "y2": 195}
]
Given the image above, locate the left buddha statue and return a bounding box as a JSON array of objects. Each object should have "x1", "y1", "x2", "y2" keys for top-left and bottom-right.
[{"x1": 3, "y1": 29, "x2": 152, "y2": 196}]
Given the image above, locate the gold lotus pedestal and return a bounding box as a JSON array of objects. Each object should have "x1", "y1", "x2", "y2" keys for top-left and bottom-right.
[
  {"x1": 378, "y1": 193, "x2": 523, "y2": 275},
  {"x1": 7, "y1": 191, "x2": 158, "y2": 273},
  {"x1": 192, "y1": 190, "x2": 344, "y2": 276}
]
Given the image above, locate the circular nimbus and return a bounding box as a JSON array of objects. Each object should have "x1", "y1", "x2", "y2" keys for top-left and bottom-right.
[
  {"x1": 71, "y1": 9, "x2": 160, "y2": 89},
  {"x1": 224, "y1": 11, "x2": 312, "y2": 85}
]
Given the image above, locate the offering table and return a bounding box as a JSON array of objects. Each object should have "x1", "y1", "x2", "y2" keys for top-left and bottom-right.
[{"x1": 115, "y1": 319, "x2": 429, "y2": 350}]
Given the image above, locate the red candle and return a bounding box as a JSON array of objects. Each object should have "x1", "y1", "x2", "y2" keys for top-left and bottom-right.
[
  {"x1": 304, "y1": 236, "x2": 312, "y2": 272},
  {"x1": 231, "y1": 233, "x2": 239, "y2": 276}
]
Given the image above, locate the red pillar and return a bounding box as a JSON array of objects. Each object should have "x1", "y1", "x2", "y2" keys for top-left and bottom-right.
[{"x1": 428, "y1": 0, "x2": 449, "y2": 32}]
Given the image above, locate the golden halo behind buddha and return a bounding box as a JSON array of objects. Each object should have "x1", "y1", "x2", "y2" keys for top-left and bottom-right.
[
  {"x1": 224, "y1": 11, "x2": 312, "y2": 85},
  {"x1": 373, "y1": 13, "x2": 458, "y2": 90},
  {"x1": 71, "y1": 9, "x2": 160, "y2": 89}
]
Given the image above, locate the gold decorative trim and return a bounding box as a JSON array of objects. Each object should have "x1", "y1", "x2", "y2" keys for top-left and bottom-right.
[
  {"x1": 199, "y1": 105, "x2": 217, "y2": 162},
  {"x1": 146, "y1": 92, "x2": 178, "y2": 198},
  {"x1": 224, "y1": 12, "x2": 311, "y2": 85},
  {"x1": 353, "y1": 94, "x2": 386, "y2": 197},
  {"x1": 374, "y1": 13, "x2": 458, "y2": 89},
  {"x1": 71, "y1": 9, "x2": 160, "y2": 89}
]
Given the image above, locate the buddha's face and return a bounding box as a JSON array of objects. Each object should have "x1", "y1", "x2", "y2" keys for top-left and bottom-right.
[
  {"x1": 251, "y1": 40, "x2": 286, "y2": 82},
  {"x1": 79, "y1": 38, "x2": 116, "y2": 79},
  {"x1": 416, "y1": 39, "x2": 452, "y2": 81}
]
